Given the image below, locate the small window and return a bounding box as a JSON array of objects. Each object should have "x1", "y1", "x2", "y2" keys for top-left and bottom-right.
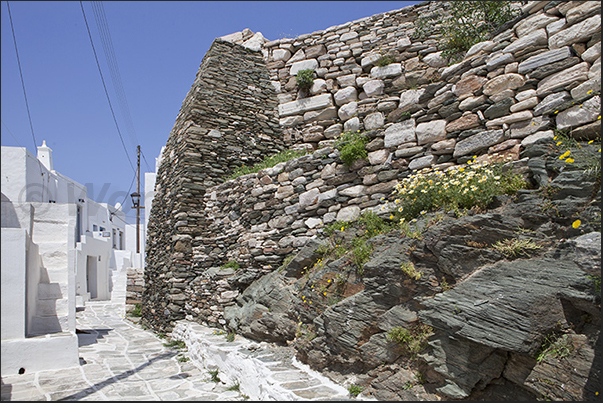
[
  {"x1": 99, "y1": 226, "x2": 105, "y2": 231},
  {"x1": 93, "y1": 225, "x2": 98, "y2": 231}
]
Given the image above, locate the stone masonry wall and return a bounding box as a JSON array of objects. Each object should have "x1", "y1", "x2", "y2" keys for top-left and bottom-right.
[
  {"x1": 144, "y1": 0, "x2": 601, "y2": 331},
  {"x1": 142, "y1": 39, "x2": 283, "y2": 332}
]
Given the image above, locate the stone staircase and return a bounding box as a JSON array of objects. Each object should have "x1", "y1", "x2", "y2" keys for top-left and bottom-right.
[
  {"x1": 172, "y1": 321, "x2": 359, "y2": 401},
  {"x1": 28, "y1": 241, "x2": 71, "y2": 337}
]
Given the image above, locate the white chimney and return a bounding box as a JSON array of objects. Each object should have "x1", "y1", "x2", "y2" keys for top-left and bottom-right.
[{"x1": 37, "y1": 140, "x2": 53, "y2": 171}]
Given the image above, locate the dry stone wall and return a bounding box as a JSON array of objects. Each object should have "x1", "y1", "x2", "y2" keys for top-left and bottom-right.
[
  {"x1": 142, "y1": 39, "x2": 283, "y2": 331},
  {"x1": 143, "y1": 0, "x2": 601, "y2": 331}
]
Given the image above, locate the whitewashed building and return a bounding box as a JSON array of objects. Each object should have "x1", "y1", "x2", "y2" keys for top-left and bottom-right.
[{"x1": 1, "y1": 141, "x2": 133, "y2": 375}]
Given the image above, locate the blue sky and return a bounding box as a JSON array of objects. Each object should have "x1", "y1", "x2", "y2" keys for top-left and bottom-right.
[{"x1": 1, "y1": 1, "x2": 419, "y2": 222}]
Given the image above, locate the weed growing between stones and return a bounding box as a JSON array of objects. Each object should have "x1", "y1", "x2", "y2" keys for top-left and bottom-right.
[
  {"x1": 382, "y1": 156, "x2": 527, "y2": 222},
  {"x1": 220, "y1": 260, "x2": 240, "y2": 271},
  {"x1": 387, "y1": 323, "x2": 434, "y2": 358},
  {"x1": 492, "y1": 238, "x2": 542, "y2": 258},
  {"x1": 208, "y1": 368, "x2": 220, "y2": 383},
  {"x1": 296, "y1": 68, "x2": 315, "y2": 92},
  {"x1": 400, "y1": 261, "x2": 422, "y2": 280},
  {"x1": 412, "y1": 1, "x2": 520, "y2": 63},
  {"x1": 226, "y1": 381, "x2": 240, "y2": 391},
  {"x1": 227, "y1": 149, "x2": 307, "y2": 180},
  {"x1": 375, "y1": 54, "x2": 395, "y2": 67},
  {"x1": 225, "y1": 330, "x2": 236, "y2": 342},
  {"x1": 178, "y1": 355, "x2": 189, "y2": 363},
  {"x1": 336, "y1": 130, "x2": 369, "y2": 167},
  {"x1": 347, "y1": 384, "x2": 364, "y2": 398},
  {"x1": 129, "y1": 303, "x2": 142, "y2": 317},
  {"x1": 321, "y1": 211, "x2": 397, "y2": 276},
  {"x1": 163, "y1": 339, "x2": 187, "y2": 350},
  {"x1": 536, "y1": 332, "x2": 574, "y2": 363}
]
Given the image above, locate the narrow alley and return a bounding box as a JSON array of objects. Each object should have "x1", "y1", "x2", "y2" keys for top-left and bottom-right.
[{"x1": 1, "y1": 267, "x2": 354, "y2": 401}]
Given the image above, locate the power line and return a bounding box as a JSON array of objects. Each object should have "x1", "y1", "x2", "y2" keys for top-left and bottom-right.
[
  {"x1": 79, "y1": 1, "x2": 136, "y2": 174},
  {"x1": 140, "y1": 147, "x2": 153, "y2": 172},
  {"x1": 90, "y1": 1, "x2": 140, "y2": 151},
  {"x1": 6, "y1": 1, "x2": 38, "y2": 153},
  {"x1": 1, "y1": 119, "x2": 24, "y2": 148}
]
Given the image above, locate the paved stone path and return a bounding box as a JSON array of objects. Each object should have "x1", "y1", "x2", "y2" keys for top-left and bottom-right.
[{"x1": 1, "y1": 268, "x2": 358, "y2": 401}]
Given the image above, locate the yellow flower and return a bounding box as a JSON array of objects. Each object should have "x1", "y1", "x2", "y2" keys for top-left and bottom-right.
[
  {"x1": 554, "y1": 110, "x2": 559, "y2": 114},
  {"x1": 341, "y1": 227, "x2": 344, "y2": 231},
  {"x1": 323, "y1": 292, "x2": 327, "y2": 296},
  {"x1": 588, "y1": 140, "x2": 594, "y2": 144},
  {"x1": 572, "y1": 219, "x2": 581, "y2": 229},
  {"x1": 390, "y1": 215, "x2": 394, "y2": 219},
  {"x1": 587, "y1": 89, "x2": 593, "y2": 94},
  {"x1": 559, "y1": 151, "x2": 571, "y2": 159},
  {"x1": 556, "y1": 141, "x2": 562, "y2": 146},
  {"x1": 327, "y1": 279, "x2": 331, "y2": 283},
  {"x1": 308, "y1": 301, "x2": 312, "y2": 304},
  {"x1": 553, "y1": 136, "x2": 558, "y2": 140},
  {"x1": 565, "y1": 158, "x2": 574, "y2": 163}
]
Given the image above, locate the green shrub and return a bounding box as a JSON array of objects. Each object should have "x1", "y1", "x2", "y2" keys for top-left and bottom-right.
[
  {"x1": 400, "y1": 261, "x2": 421, "y2": 280},
  {"x1": 336, "y1": 131, "x2": 368, "y2": 167},
  {"x1": 383, "y1": 157, "x2": 528, "y2": 223},
  {"x1": 130, "y1": 303, "x2": 142, "y2": 317},
  {"x1": 163, "y1": 339, "x2": 186, "y2": 350},
  {"x1": 351, "y1": 237, "x2": 372, "y2": 276},
  {"x1": 228, "y1": 149, "x2": 307, "y2": 180},
  {"x1": 220, "y1": 260, "x2": 240, "y2": 271},
  {"x1": 375, "y1": 54, "x2": 395, "y2": 67},
  {"x1": 226, "y1": 330, "x2": 236, "y2": 342},
  {"x1": 296, "y1": 69, "x2": 315, "y2": 91},
  {"x1": 226, "y1": 381, "x2": 240, "y2": 391},
  {"x1": 536, "y1": 333, "x2": 574, "y2": 363},
  {"x1": 387, "y1": 323, "x2": 433, "y2": 357},
  {"x1": 440, "y1": 1, "x2": 520, "y2": 61},
  {"x1": 208, "y1": 369, "x2": 220, "y2": 383},
  {"x1": 492, "y1": 238, "x2": 541, "y2": 258},
  {"x1": 348, "y1": 384, "x2": 364, "y2": 398}
]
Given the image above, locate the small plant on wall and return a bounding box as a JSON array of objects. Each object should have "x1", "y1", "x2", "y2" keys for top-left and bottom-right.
[{"x1": 296, "y1": 69, "x2": 315, "y2": 95}]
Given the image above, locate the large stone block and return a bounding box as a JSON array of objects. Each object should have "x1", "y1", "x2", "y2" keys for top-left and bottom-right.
[
  {"x1": 453, "y1": 129, "x2": 505, "y2": 158},
  {"x1": 502, "y1": 28, "x2": 548, "y2": 55},
  {"x1": 548, "y1": 14, "x2": 601, "y2": 49},
  {"x1": 556, "y1": 95, "x2": 601, "y2": 130},
  {"x1": 482, "y1": 74, "x2": 525, "y2": 96},
  {"x1": 334, "y1": 87, "x2": 358, "y2": 106},
  {"x1": 370, "y1": 63, "x2": 402, "y2": 79},
  {"x1": 517, "y1": 47, "x2": 573, "y2": 74},
  {"x1": 290, "y1": 59, "x2": 319, "y2": 76},
  {"x1": 536, "y1": 62, "x2": 589, "y2": 97},
  {"x1": 278, "y1": 94, "x2": 333, "y2": 117},
  {"x1": 416, "y1": 120, "x2": 448, "y2": 145},
  {"x1": 383, "y1": 119, "x2": 416, "y2": 148}
]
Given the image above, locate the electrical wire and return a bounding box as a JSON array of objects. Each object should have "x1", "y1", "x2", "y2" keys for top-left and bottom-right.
[
  {"x1": 140, "y1": 148, "x2": 153, "y2": 172},
  {"x1": 90, "y1": 1, "x2": 140, "y2": 152},
  {"x1": 6, "y1": 1, "x2": 38, "y2": 153},
  {"x1": 79, "y1": 1, "x2": 136, "y2": 174},
  {"x1": 1, "y1": 119, "x2": 24, "y2": 148}
]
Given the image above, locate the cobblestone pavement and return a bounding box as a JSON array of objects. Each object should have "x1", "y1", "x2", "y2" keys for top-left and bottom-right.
[
  {"x1": 1, "y1": 269, "x2": 247, "y2": 401},
  {"x1": 1, "y1": 268, "x2": 357, "y2": 401}
]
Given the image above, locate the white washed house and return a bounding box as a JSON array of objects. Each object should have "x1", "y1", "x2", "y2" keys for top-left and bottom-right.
[{"x1": 1, "y1": 141, "x2": 133, "y2": 375}]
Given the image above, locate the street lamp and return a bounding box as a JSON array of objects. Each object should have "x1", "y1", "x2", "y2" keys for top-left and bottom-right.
[{"x1": 130, "y1": 191, "x2": 141, "y2": 254}]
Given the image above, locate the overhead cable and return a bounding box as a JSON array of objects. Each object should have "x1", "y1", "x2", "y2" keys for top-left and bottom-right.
[
  {"x1": 6, "y1": 1, "x2": 38, "y2": 153},
  {"x1": 79, "y1": 1, "x2": 136, "y2": 174}
]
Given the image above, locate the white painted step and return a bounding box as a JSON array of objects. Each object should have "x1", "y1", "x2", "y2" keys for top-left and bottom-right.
[
  {"x1": 36, "y1": 297, "x2": 69, "y2": 317},
  {"x1": 29, "y1": 314, "x2": 68, "y2": 336},
  {"x1": 37, "y1": 283, "x2": 63, "y2": 300}
]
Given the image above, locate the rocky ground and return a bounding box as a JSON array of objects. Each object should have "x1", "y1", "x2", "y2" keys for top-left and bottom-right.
[{"x1": 224, "y1": 136, "x2": 601, "y2": 400}]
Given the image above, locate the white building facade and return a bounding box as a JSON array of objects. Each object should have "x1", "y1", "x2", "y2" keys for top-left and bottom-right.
[{"x1": 1, "y1": 142, "x2": 133, "y2": 375}]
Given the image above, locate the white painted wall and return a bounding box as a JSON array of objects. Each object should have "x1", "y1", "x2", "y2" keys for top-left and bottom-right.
[
  {"x1": 1, "y1": 228, "x2": 29, "y2": 340},
  {"x1": 76, "y1": 235, "x2": 112, "y2": 301}
]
